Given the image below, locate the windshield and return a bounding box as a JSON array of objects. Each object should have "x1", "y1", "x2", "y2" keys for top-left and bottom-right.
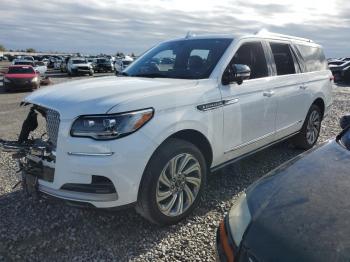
[
  {"x1": 97, "y1": 59, "x2": 109, "y2": 63},
  {"x1": 14, "y1": 61, "x2": 34, "y2": 66},
  {"x1": 123, "y1": 38, "x2": 233, "y2": 79},
  {"x1": 72, "y1": 59, "x2": 87, "y2": 64},
  {"x1": 8, "y1": 66, "x2": 34, "y2": 74}
]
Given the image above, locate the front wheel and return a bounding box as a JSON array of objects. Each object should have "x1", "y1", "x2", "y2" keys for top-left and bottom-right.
[
  {"x1": 292, "y1": 104, "x2": 322, "y2": 149},
  {"x1": 136, "y1": 138, "x2": 207, "y2": 225}
]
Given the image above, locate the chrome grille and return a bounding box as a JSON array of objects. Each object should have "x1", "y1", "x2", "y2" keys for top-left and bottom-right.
[{"x1": 45, "y1": 109, "x2": 60, "y2": 148}]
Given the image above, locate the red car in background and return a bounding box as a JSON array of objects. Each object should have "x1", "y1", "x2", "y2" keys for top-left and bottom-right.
[{"x1": 3, "y1": 65, "x2": 40, "y2": 92}]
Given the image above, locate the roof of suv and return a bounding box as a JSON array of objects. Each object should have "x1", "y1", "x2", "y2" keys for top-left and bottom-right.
[{"x1": 167, "y1": 31, "x2": 318, "y2": 47}]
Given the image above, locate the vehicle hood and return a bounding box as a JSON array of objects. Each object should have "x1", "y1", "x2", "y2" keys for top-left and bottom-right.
[
  {"x1": 242, "y1": 140, "x2": 350, "y2": 261},
  {"x1": 5, "y1": 73, "x2": 36, "y2": 78},
  {"x1": 24, "y1": 76, "x2": 198, "y2": 119}
]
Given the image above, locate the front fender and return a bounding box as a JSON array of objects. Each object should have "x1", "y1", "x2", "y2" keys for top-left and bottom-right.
[{"x1": 140, "y1": 105, "x2": 224, "y2": 167}]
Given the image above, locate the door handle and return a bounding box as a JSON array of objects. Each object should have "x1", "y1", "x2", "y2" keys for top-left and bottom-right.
[
  {"x1": 263, "y1": 90, "x2": 274, "y2": 97},
  {"x1": 299, "y1": 84, "x2": 308, "y2": 90}
]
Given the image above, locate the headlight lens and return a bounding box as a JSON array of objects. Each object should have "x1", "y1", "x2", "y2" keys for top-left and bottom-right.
[
  {"x1": 228, "y1": 192, "x2": 252, "y2": 246},
  {"x1": 31, "y1": 76, "x2": 38, "y2": 82},
  {"x1": 70, "y1": 108, "x2": 154, "y2": 140},
  {"x1": 4, "y1": 77, "x2": 10, "y2": 83}
]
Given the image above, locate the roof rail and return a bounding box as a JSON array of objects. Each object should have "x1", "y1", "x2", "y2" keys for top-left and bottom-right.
[{"x1": 255, "y1": 29, "x2": 314, "y2": 43}]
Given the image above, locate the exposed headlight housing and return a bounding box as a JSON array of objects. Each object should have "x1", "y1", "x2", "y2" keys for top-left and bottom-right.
[
  {"x1": 228, "y1": 192, "x2": 252, "y2": 246},
  {"x1": 70, "y1": 108, "x2": 154, "y2": 140}
]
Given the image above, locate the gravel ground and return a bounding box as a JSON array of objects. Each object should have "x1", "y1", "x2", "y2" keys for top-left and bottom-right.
[{"x1": 0, "y1": 74, "x2": 349, "y2": 261}]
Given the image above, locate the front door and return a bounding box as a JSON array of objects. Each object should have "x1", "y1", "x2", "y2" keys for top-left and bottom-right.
[{"x1": 220, "y1": 40, "x2": 277, "y2": 161}]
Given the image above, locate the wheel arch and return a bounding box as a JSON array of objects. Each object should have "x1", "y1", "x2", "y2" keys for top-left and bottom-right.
[
  {"x1": 137, "y1": 129, "x2": 213, "y2": 200},
  {"x1": 312, "y1": 97, "x2": 325, "y2": 119},
  {"x1": 166, "y1": 129, "x2": 213, "y2": 168}
]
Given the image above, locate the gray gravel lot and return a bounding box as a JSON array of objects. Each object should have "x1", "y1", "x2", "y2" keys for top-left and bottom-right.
[{"x1": 0, "y1": 68, "x2": 349, "y2": 261}]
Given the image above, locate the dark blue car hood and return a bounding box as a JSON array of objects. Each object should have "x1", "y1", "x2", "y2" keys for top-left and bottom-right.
[{"x1": 243, "y1": 140, "x2": 350, "y2": 261}]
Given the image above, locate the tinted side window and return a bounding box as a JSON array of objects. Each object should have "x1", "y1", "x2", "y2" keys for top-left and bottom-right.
[
  {"x1": 270, "y1": 43, "x2": 296, "y2": 75},
  {"x1": 232, "y1": 42, "x2": 268, "y2": 79},
  {"x1": 296, "y1": 45, "x2": 327, "y2": 72}
]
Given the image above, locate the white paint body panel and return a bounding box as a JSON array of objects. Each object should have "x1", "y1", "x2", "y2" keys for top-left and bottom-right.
[{"x1": 23, "y1": 34, "x2": 333, "y2": 208}]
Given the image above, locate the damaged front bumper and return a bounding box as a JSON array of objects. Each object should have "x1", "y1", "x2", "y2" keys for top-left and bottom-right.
[
  {"x1": 1, "y1": 138, "x2": 119, "y2": 205},
  {"x1": 0, "y1": 104, "x2": 119, "y2": 206}
]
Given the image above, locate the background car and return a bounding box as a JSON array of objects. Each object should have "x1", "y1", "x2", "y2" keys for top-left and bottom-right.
[
  {"x1": 94, "y1": 57, "x2": 114, "y2": 72},
  {"x1": 13, "y1": 60, "x2": 35, "y2": 67},
  {"x1": 329, "y1": 61, "x2": 350, "y2": 82},
  {"x1": 33, "y1": 61, "x2": 47, "y2": 76},
  {"x1": 3, "y1": 65, "x2": 40, "y2": 92},
  {"x1": 342, "y1": 66, "x2": 350, "y2": 83},
  {"x1": 67, "y1": 57, "x2": 94, "y2": 76},
  {"x1": 216, "y1": 115, "x2": 350, "y2": 262}
]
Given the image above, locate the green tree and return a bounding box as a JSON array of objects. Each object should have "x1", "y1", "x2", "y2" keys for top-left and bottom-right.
[
  {"x1": 26, "y1": 48, "x2": 36, "y2": 53},
  {"x1": 0, "y1": 44, "x2": 6, "y2": 52}
]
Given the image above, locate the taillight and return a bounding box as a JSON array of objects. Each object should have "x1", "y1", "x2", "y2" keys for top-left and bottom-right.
[{"x1": 219, "y1": 220, "x2": 235, "y2": 262}]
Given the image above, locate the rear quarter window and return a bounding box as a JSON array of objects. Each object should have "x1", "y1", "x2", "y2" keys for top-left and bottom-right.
[{"x1": 296, "y1": 45, "x2": 328, "y2": 72}]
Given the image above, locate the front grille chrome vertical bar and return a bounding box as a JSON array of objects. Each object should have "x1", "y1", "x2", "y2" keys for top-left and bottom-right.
[{"x1": 45, "y1": 109, "x2": 60, "y2": 149}]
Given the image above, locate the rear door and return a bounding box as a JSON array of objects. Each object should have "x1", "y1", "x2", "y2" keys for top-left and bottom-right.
[
  {"x1": 266, "y1": 41, "x2": 308, "y2": 139},
  {"x1": 293, "y1": 44, "x2": 332, "y2": 117}
]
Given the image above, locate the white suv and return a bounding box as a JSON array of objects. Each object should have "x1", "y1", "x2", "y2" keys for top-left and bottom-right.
[
  {"x1": 13, "y1": 31, "x2": 332, "y2": 225},
  {"x1": 67, "y1": 57, "x2": 94, "y2": 76}
]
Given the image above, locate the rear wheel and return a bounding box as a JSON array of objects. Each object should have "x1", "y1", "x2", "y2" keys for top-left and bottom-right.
[
  {"x1": 292, "y1": 104, "x2": 322, "y2": 149},
  {"x1": 136, "y1": 138, "x2": 207, "y2": 225}
]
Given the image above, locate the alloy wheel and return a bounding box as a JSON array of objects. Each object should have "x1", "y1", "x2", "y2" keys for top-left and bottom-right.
[
  {"x1": 306, "y1": 110, "x2": 321, "y2": 145},
  {"x1": 156, "y1": 153, "x2": 202, "y2": 217}
]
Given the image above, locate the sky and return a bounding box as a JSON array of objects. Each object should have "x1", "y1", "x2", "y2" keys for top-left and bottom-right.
[{"x1": 0, "y1": 0, "x2": 349, "y2": 57}]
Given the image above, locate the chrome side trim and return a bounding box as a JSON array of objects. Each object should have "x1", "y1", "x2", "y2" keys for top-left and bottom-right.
[
  {"x1": 39, "y1": 184, "x2": 118, "y2": 202},
  {"x1": 197, "y1": 98, "x2": 239, "y2": 111},
  {"x1": 67, "y1": 152, "x2": 114, "y2": 157},
  {"x1": 224, "y1": 120, "x2": 303, "y2": 154},
  {"x1": 225, "y1": 131, "x2": 275, "y2": 154},
  {"x1": 224, "y1": 98, "x2": 239, "y2": 105},
  {"x1": 276, "y1": 120, "x2": 303, "y2": 133},
  {"x1": 212, "y1": 131, "x2": 299, "y2": 172}
]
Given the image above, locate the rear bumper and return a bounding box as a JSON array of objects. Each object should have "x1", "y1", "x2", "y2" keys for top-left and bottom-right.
[
  {"x1": 4, "y1": 81, "x2": 38, "y2": 90},
  {"x1": 71, "y1": 68, "x2": 92, "y2": 74}
]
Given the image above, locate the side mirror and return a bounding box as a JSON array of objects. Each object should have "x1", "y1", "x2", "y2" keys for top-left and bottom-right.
[
  {"x1": 340, "y1": 115, "x2": 350, "y2": 129},
  {"x1": 222, "y1": 64, "x2": 251, "y2": 85}
]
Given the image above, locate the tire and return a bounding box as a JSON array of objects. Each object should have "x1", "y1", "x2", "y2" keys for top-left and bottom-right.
[
  {"x1": 136, "y1": 138, "x2": 207, "y2": 225},
  {"x1": 292, "y1": 104, "x2": 322, "y2": 149},
  {"x1": 89, "y1": 71, "x2": 94, "y2": 76}
]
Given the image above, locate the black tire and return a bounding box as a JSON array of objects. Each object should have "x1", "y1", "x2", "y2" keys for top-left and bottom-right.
[
  {"x1": 292, "y1": 104, "x2": 322, "y2": 149},
  {"x1": 136, "y1": 138, "x2": 207, "y2": 225},
  {"x1": 89, "y1": 71, "x2": 94, "y2": 76}
]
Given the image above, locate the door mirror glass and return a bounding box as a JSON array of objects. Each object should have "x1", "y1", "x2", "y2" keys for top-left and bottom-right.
[
  {"x1": 340, "y1": 115, "x2": 350, "y2": 129},
  {"x1": 222, "y1": 64, "x2": 251, "y2": 85}
]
